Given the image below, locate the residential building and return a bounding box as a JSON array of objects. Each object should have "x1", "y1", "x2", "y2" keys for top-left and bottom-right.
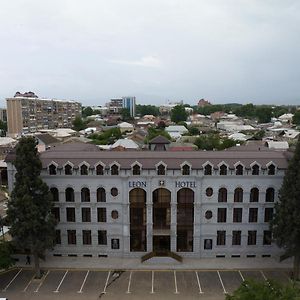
[{"x1": 6, "y1": 92, "x2": 82, "y2": 137}]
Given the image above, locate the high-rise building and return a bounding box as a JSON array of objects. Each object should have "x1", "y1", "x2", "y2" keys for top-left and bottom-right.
[
  {"x1": 6, "y1": 92, "x2": 82, "y2": 137},
  {"x1": 122, "y1": 96, "x2": 136, "y2": 117}
]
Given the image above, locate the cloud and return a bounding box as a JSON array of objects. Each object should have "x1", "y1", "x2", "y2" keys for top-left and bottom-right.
[{"x1": 109, "y1": 56, "x2": 162, "y2": 68}]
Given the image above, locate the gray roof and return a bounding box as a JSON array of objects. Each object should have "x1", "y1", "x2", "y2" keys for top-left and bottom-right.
[{"x1": 149, "y1": 135, "x2": 171, "y2": 144}]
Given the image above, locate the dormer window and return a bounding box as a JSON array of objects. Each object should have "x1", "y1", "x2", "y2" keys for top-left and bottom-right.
[
  {"x1": 80, "y1": 164, "x2": 88, "y2": 175},
  {"x1": 204, "y1": 164, "x2": 212, "y2": 175},
  {"x1": 132, "y1": 164, "x2": 141, "y2": 175},
  {"x1": 252, "y1": 164, "x2": 259, "y2": 175},
  {"x1": 65, "y1": 164, "x2": 72, "y2": 175},
  {"x1": 157, "y1": 164, "x2": 166, "y2": 176},
  {"x1": 235, "y1": 164, "x2": 243, "y2": 175},
  {"x1": 267, "y1": 164, "x2": 276, "y2": 175},
  {"x1": 49, "y1": 164, "x2": 57, "y2": 175},
  {"x1": 219, "y1": 164, "x2": 227, "y2": 175},
  {"x1": 182, "y1": 164, "x2": 190, "y2": 175},
  {"x1": 111, "y1": 164, "x2": 119, "y2": 175},
  {"x1": 96, "y1": 164, "x2": 104, "y2": 175}
]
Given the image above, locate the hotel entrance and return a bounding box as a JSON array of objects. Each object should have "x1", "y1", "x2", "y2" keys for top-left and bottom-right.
[{"x1": 153, "y1": 235, "x2": 170, "y2": 251}]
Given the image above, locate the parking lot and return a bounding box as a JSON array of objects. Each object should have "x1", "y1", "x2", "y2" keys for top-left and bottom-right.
[{"x1": 0, "y1": 268, "x2": 291, "y2": 300}]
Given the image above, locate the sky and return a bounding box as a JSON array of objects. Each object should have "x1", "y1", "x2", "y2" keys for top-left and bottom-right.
[{"x1": 0, "y1": 0, "x2": 300, "y2": 106}]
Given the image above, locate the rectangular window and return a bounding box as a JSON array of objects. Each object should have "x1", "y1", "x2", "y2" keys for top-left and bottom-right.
[
  {"x1": 52, "y1": 207, "x2": 60, "y2": 222},
  {"x1": 97, "y1": 208, "x2": 107, "y2": 222},
  {"x1": 217, "y1": 208, "x2": 227, "y2": 223},
  {"x1": 264, "y1": 208, "x2": 274, "y2": 222},
  {"x1": 249, "y1": 208, "x2": 258, "y2": 223},
  {"x1": 82, "y1": 208, "x2": 91, "y2": 222},
  {"x1": 217, "y1": 230, "x2": 226, "y2": 246},
  {"x1": 98, "y1": 230, "x2": 107, "y2": 245},
  {"x1": 55, "y1": 229, "x2": 61, "y2": 244},
  {"x1": 263, "y1": 230, "x2": 272, "y2": 245},
  {"x1": 66, "y1": 207, "x2": 75, "y2": 222},
  {"x1": 233, "y1": 208, "x2": 243, "y2": 223},
  {"x1": 82, "y1": 230, "x2": 92, "y2": 245},
  {"x1": 67, "y1": 230, "x2": 76, "y2": 245},
  {"x1": 247, "y1": 230, "x2": 257, "y2": 245},
  {"x1": 111, "y1": 238, "x2": 119, "y2": 249},
  {"x1": 232, "y1": 230, "x2": 241, "y2": 245}
]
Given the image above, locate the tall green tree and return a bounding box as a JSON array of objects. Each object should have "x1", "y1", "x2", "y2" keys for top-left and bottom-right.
[
  {"x1": 292, "y1": 111, "x2": 300, "y2": 125},
  {"x1": 7, "y1": 137, "x2": 56, "y2": 278},
  {"x1": 0, "y1": 241, "x2": 14, "y2": 270},
  {"x1": 271, "y1": 137, "x2": 300, "y2": 280},
  {"x1": 72, "y1": 116, "x2": 86, "y2": 131},
  {"x1": 170, "y1": 105, "x2": 188, "y2": 123},
  {"x1": 82, "y1": 106, "x2": 93, "y2": 117},
  {"x1": 120, "y1": 108, "x2": 133, "y2": 122}
]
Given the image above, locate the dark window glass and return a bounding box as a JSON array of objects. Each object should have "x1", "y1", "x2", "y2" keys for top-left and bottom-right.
[
  {"x1": 157, "y1": 164, "x2": 166, "y2": 175},
  {"x1": 219, "y1": 164, "x2": 227, "y2": 175},
  {"x1": 248, "y1": 230, "x2": 257, "y2": 245},
  {"x1": 97, "y1": 188, "x2": 106, "y2": 202},
  {"x1": 268, "y1": 164, "x2": 275, "y2": 175},
  {"x1": 264, "y1": 208, "x2": 274, "y2": 222},
  {"x1": 65, "y1": 164, "x2": 72, "y2": 175},
  {"x1": 234, "y1": 188, "x2": 243, "y2": 202},
  {"x1": 81, "y1": 208, "x2": 91, "y2": 222},
  {"x1": 80, "y1": 164, "x2": 88, "y2": 175},
  {"x1": 206, "y1": 188, "x2": 213, "y2": 197},
  {"x1": 233, "y1": 208, "x2": 243, "y2": 222},
  {"x1": 96, "y1": 164, "x2": 104, "y2": 175},
  {"x1": 49, "y1": 164, "x2": 57, "y2": 175},
  {"x1": 98, "y1": 230, "x2": 107, "y2": 245},
  {"x1": 111, "y1": 238, "x2": 120, "y2": 249},
  {"x1": 217, "y1": 230, "x2": 226, "y2": 246},
  {"x1": 111, "y1": 164, "x2": 119, "y2": 175},
  {"x1": 111, "y1": 210, "x2": 119, "y2": 219},
  {"x1": 111, "y1": 188, "x2": 118, "y2": 197},
  {"x1": 67, "y1": 230, "x2": 76, "y2": 244},
  {"x1": 66, "y1": 207, "x2": 75, "y2": 222},
  {"x1": 132, "y1": 164, "x2": 141, "y2": 175},
  {"x1": 52, "y1": 207, "x2": 60, "y2": 222},
  {"x1": 218, "y1": 188, "x2": 227, "y2": 202},
  {"x1": 50, "y1": 187, "x2": 59, "y2": 202},
  {"x1": 65, "y1": 187, "x2": 74, "y2": 202},
  {"x1": 249, "y1": 208, "x2": 258, "y2": 223},
  {"x1": 153, "y1": 188, "x2": 171, "y2": 230},
  {"x1": 217, "y1": 208, "x2": 227, "y2": 223},
  {"x1": 204, "y1": 239, "x2": 212, "y2": 249},
  {"x1": 204, "y1": 164, "x2": 212, "y2": 175},
  {"x1": 81, "y1": 188, "x2": 90, "y2": 202},
  {"x1": 236, "y1": 164, "x2": 243, "y2": 175},
  {"x1": 263, "y1": 230, "x2": 272, "y2": 245},
  {"x1": 182, "y1": 164, "x2": 190, "y2": 175},
  {"x1": 97, "y1": 208, "x2": 106, "y2": 222},
  {"x1": 250, "y1": 188, "x2": 259, "y2": 202},
  {"x1": 252, "y1": 164, "x2": 259, "y2": 175},
  {"x1": 205, "y1": 210, "x2": 212, "y2": 219},
  {"x1": 82, "y1": 230, "x2": 92, "y2": 245},
  {"x1": 232, "y1": 230, "x2": 241, "y2": 245},
  {"x1": 55, "y1": 230, "x2": 61, "y2": 244},
  {"x1": 266, "y1": 188, "x2": 275, "y2": 202}
]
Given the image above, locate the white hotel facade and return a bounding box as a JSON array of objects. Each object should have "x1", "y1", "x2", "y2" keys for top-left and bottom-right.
[{"x1": 6, "y1": 142, "x2": 289, "y2": 260}]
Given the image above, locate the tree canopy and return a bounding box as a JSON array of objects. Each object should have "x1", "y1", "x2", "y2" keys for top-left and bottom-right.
[
  {"x1": 145, "y1": 127, "x2": 171, "y2": 143},
  {"x1": 7, "y1": 137, "x2": 56, "y2": 278},
  {"x1": 136, "y1": 104, "x2": 160, "y2": 117},
  {"x1": 271, "y1": 137, "x2": 300, "y2": 280},
  {"x1": 0, "y1": 241, "x2": 14, "y2": 270},
  {"x1": 292, "y1": 111, "x2": 300, "y2": 125},
  {"x1": 89, "y1": 128, "x2": 122, "y2": 145},
  {"x1": 170, "y1": 105, "x2": 188, "y2": 123},
  {"x1": 72, "y1": 116, "x2": 87, "y2": 131},
  {"x1": 82, "y1": 106, "x2": 94, "y2": 118},
  {"x1": 194, "y1": 134, "x2": 237, "y2": 150},
  {"x1": 120, "y1": 108, "x2": 133, "y2": 121}
]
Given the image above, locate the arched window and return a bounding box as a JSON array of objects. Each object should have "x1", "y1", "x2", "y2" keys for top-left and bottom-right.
[
  {"x1": 65, "y1": 164, "x2": 72, "y2": 175},
  {"x1": 50, "y1": 187, "x2": 59, "y2": 202},
  {"x1": 250, "y1": 188, "x2": 259, "y2": 202},
  {"x1": 80, "y1": 164, "x2": 88, "y2": 175},
  {"x1": 65, "y1": 187, "x2": 74, "y2": 202},
  {"x1": 268, "y1": 164, "x2": 276, "y2": 175},
  {"x1": 157, "y1": 164, "x2": 166, "y2": 175},
  {"x1": 182, "y1": 164, "x2": 190, "y2": 175},
  {"x1": 204, "y1": 164, "x2": 212, "y2": 175},
  {"x1": 81, "y1": 188, "x2": 90, "y2": 202},
  {"x1": 235, "y1": 164, "x2": 243, "y2": 175},
  {"x1": 252, "y1": 164, "x2": 259, "y2": 175},
  {"x1": 266, "y1": 188, "x2": 275, "y2": 202},
  {"x1": 49, "y1": 164, "x2": 57, "y2": 175},
  {"x1": 234, "y1": 188, "x2": 243, "y2": 202},
  {"x1": 111, "y1": 164, "x2": 119, "y2": 175},
  {"x1": 96, "y1": 164, "x2": 104, "y2": 175},
  {"x1": 219, "y1": 164, "x2": 227, "y2": 175},
  {"x1": 153, "y1": 188, "x2": 171, "y2": 231},
  {"x1": 132, "y1": 164, "x2": 141, "y2": 175},
  {"x1": 97, "y1": 188, "x2": 106, "y2": 202},
  {"x1": 218, "y1": 188, "x2": 227, "y2": 202}
]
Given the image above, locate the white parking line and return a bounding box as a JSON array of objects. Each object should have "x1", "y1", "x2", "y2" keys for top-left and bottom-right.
[
  {"x1": 260, "y1": 270, "x2": 267, "y2": 281},
  {"x1": 150, "y1": 271, "x2": 154, "y2": 294},
  {"x1": 77, "y1": 270, "x2": 90, "y2": 293},
  {"x1": 239, "y1": 270, "x2": 245, "y2": 282},
  {"x1": 174, "y1": 271, "x2": 179, "y2": 294},
  {"x1": 2, "y1": 268, "x2": 23, "y2": 292},
  {"x1": 53, "y1": 270, "x2": 68, "y2": 293},
  {"x1": 34, "y1": 270, "x2": 50, "y2": 293},
  {"x1": 102, "y1": 271, "x2": 111, "y2": 294},
  {"x1": 23, "y1": 273, "x2": 35, "y2": 292},
  {"x1": 126, "y1": 271, "x2": 132, "y2": 294},
  {"x1": 195, "y1": 271, "x2": 204, "y2": 294},
  {"x1": 217, "y1": 271, "x2": 227, "y2": 294}
]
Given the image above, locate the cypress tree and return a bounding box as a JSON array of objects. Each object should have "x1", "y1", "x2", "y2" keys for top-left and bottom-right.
[
  {"x1": 271, "y1": 137, "x2": 300, "y2": 280},
  {"x1": 7, "y1": 137, "x2": 56, "y2": 278}
]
